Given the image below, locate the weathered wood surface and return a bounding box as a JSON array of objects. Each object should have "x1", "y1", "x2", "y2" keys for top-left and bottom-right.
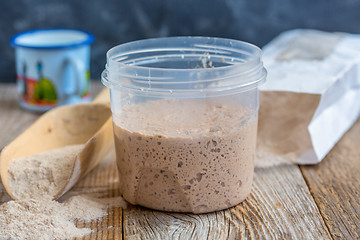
[
  {"x1": 0, "y1": 83, "x2": 359, "y2": 240},
  {"x1": 300, "y1": 119, "x2": 360, "y2": 240},
  {"x1": 69, "y1": 149, "x2": 123, "y2": 240},
  {"x1": 0, "y1": 84, "x2": 39, "y2": 150},
  {"x1": 0, "y1": 83, "x2": 104, "y2": 150},
  {"x1": 123, "y1": 164, "x2": 331, "y2": 240}
]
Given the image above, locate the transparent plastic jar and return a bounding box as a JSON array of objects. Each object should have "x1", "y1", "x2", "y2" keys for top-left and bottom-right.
[{"x1": 102, "y1": 37, "x2": 266, "y2": 213}]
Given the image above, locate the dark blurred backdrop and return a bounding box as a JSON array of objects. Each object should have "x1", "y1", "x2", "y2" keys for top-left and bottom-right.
[{"x1": 1, "y1": 0, "x2": 360, "y2": 82}]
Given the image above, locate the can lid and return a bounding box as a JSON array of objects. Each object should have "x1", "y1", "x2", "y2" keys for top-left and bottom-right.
[{"x1": 10, "y1": 28, "x2": 94, "y2": 49}]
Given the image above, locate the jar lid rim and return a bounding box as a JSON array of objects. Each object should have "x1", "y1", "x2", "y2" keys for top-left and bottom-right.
[{"x1": 102, "y1": 37, "x2": 266, "y2": 96}]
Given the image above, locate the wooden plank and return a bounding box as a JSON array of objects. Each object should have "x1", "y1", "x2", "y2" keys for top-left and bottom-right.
[
  {"x1": 0, "y1": 84, "x2": 39, "y2": 150},
  {"x1": 2, "y1": 83, "x2": 351, "y2": 239},
  {"x1": 123, "y1": 164, "x2": 332, "y2": 240},
  {"x1": 300, "y1": 119, "x2": 360, "y2": 240},
  {"x1": 0, "y1": 84, "x2": 38, "y2": 202},
  {"x1": 66, "y1": 149, "x2": 123, "y2": 240},
  {"x1": 0, "y1": 82, "x2": 104, "y2": 150}
]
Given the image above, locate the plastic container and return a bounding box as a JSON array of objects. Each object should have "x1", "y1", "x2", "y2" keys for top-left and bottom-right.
[
  {"x1": 102, "y1": 37, "x2": 266, "y2": 213},
  {"x1": 11, "y1": 28, "x2": 94, "y2": 112}
]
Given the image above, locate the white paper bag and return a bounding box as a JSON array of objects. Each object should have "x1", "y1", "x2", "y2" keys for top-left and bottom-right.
[{"x1": 256, "y1": 29, "x2": 360, "y2": 166}]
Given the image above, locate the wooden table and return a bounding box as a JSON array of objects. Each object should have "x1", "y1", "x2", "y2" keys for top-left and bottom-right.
[{"x1": 0, "y1": 82, "x2": 359, "y2": 240}]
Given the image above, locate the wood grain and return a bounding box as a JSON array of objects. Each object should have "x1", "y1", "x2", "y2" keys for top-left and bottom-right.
[
  {"x1": 0, "y1": 82, "x2": 104, "y2": 150},
  {"x1": 0, "y1": 84, "x2": 39, "y2": 150},
  {"x1": 300, "y1": 119, "x2": 360, "y2": 240},
  {"x1": 123, "y1": 164, "x2": 331, "y2": 240},
  {"x1": 1, "y1": 83, "x2": 359, "y2": 240},
  {"x1": 66, "y1": 149, "x2": 123, "y2": 240},
  {"x1": 0, "y1": 84, "x2": 39, "y2": 202}
]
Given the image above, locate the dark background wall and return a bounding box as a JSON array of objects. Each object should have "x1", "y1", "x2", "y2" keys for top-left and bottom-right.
[{"x1": 1, "y1": 0, "x2": 360, "y2": 83}]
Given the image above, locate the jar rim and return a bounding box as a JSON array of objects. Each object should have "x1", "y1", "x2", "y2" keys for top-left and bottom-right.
[
  {"x1": 10, "y1": 28, "x2": 94, "y2": 49},
  {"x1": 102, "y1": 36, "x2": 266, "y2": 96}
]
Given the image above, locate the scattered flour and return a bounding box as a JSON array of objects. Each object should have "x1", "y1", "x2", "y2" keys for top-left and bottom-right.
[
  {"x1": 8, "y1": 144, "x2": 84, "y2": 199},
  {"x1": 1, "y1": 145, "x2": 127, "y2": 239},
  {"x1": 0, "y1": 195, "x2": 127, "y2": 240}
]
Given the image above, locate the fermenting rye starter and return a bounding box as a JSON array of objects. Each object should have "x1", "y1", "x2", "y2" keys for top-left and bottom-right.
[
  {"x1": 102, "y1": 37, "x2": 266, "y2": 213},
  {"x1": 114, "y1": 99, "x2": 257, "y2": 213}
]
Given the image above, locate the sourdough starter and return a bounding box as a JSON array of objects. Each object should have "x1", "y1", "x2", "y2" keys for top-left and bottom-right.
[{"x1": 113, "y1": 99, "x2": 257, "y2": 213}]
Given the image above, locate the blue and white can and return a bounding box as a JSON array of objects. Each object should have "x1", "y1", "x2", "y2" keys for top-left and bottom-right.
[{"x1": 11, "y1": 28, "x2": 94, "y2": 112}]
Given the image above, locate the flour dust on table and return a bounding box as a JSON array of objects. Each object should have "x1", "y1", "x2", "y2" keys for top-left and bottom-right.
[
  {"x1": 0, "y1": 195, "x2": 127, "y2": 240},
  {"x1": 1, "y1": 144, "x2": 127, "y2": 240}
]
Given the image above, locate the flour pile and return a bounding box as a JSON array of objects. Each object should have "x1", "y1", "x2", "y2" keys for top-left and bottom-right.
[
  {"x1": 1, "y1": 145, "x2": 127, "y2": 240},
  {"x1": 8, "y1": 144, "x2": 84, "y2": 199},
  {"x1": 0, "y1": 195, "x2": 127, "y2": 240}
]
